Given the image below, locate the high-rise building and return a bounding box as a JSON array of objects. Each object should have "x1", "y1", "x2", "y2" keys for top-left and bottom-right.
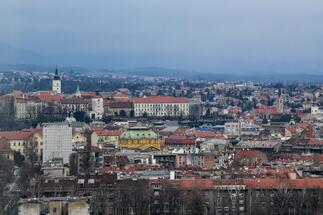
[
  {"x1": 43, "y1": 123, "x2": 72, "y2": 164},
  {"x1": 52, "y1": 68, "x2": 61, "y2": 94}
]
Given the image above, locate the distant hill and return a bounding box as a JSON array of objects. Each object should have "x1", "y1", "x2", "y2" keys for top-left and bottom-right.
[
  {"x1": 113, "y1": 67, "x2": 198, "y2": 79},
  {"x1": 0, "y1": 63, "x2": 89, "y2": 73},
  {"x1": 0, "y1": 61, "x2": 322, "y2": 83},
  {"x1": 108, "y1": 66, "x2": 323, "y2": 83}
]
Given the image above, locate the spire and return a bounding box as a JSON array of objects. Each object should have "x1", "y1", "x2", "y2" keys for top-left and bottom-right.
[
  {"x1": 53, "y1": 67, "x2": 60, "y2": 80},
  {"x1": 75, "y1": 85, "x2": 81, "y2": 97}
]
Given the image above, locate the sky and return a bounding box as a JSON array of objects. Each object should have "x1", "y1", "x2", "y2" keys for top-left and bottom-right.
[{"x1": 0, "y1": 0, "x2": 323, "y2": 74}]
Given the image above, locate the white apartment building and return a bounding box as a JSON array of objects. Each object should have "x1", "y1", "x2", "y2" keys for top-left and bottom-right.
[
  {"x1": 311, "y1": 106, "x2": 322, "y2": 115},
  {"x1": 224, "y1": 121, "x2": 242, "y2": 136},
  {"x1": 224, "y1": 120, "x2": 260, "y2": 136},
  {"x1": 43, "y1": 123, "x2": 72, "y2": 164},
  {"x1": 131, "y1": 96, "x2": 190, "y2": 117}
]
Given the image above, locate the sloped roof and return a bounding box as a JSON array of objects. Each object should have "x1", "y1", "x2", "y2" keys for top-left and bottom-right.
[
  {"x1": 35, "y1": 91, "x2": 63, "y2": 102},
  {"x1": 244, "y1": 178, "x2": 323, "y2": 189},
  {"x1": 179, "y1": 179, "x2": 214, "y2": 189},
  {"x1": 165, "y1": 135, "x2": 196, "y2": 145},
  {"x1": 120, "y1": 128, "x2": 158, "y2": 139},
  {"x1": 0, "y1": 131, "x2": 33, "y2": 140},
  {"x1": 130, "y1": 96, "x2": 189, "y2": 103},
  {"x1": 193, "y1": 131, "x2": 218, "y2": 138},
  {"x1": 92, "y1": 128, "x2": 122, "y2": 137}
]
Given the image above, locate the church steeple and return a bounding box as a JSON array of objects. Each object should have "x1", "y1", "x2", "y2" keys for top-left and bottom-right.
[
  {"x1": 53, "y1": 67, "x2": 61, "y2": 80},
  {"x1": 75, "y1": 85, "x2": 81, "y2": 97},
  {"x1": 276, "y1": 88, "x2": 284, "y2": 113},
  {"x1": 52, "y1": 68, "x2": 62, "y2": 94}
]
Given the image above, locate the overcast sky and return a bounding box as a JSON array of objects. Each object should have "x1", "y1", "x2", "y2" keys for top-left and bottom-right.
[{"x1": 0, "y1": 0, "x2": 323, "y2": 74}]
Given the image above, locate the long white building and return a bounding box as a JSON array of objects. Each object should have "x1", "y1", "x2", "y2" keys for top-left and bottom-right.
[
  {"x1": 43, "y1": 123, "x2": 72, "y2": 164},
  {"x1": 131, "y1": 96, "x2": 190, "y2": 117}
]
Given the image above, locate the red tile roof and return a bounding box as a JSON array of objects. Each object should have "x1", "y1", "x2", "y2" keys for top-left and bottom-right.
[
  {"x1": 35, "y1": 91, "x2": 63, "y2": 102},
  {"x1": 193, "y1": 131, "x2": 218, "y2": 138},
  {"x1": 0, "y1": 131, "x2": 33, "y2": 140},
  {"x1": 244, "y1": 178, "x2": 323, "y2": 189},
  {"x1": 118, "y1": 88, "x2": 129, "y2": 93},
  {"x1": 179, "y1": 179, "x2": 214, "y2": 189},
  {"x1": 165, "y1": 135, "x2": 196, "y2": 145},
  {"x1": 234, "y1": 150, "x2": 267, "y2": 161},
  {"x1": 254, "y1": 107, "x2": 277, "y2": 114},
  {"x1": 130, "y1": 96, "x2": 189, "y2": 103},
  {"x1": 92, "y1": 128, "x2": 122, "y2": 136},
  {"x1": 153, "y1": 178, "x2": 323, "y2": 190}
]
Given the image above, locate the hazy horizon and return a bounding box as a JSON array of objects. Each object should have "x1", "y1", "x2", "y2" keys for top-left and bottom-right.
[{"x1": 1, "y1": 0, "x2": 323, "y2": 74}]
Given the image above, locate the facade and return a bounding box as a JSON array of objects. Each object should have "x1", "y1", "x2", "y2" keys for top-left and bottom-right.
[
  {"x1": 42, "y1": 158, "x2": 70, "y2": 177},
  {"x1": 43, "y1": 123, "x2": 73, "y2": 164},
  {"x1": 14, "y1": 97, "x2": 42, "y2": 119},
  {"x1": 30, "y1": 129, "x2": 43, "y2": 161},
  {"x1": 90, "y1": 129, "x2": 122, "y2": 147},
  {"x1": 60, "y1": 98, "x2": 88, "y2": 113},
  {"x1": 224, "y1": 120, "x2": 250, "y2": 136},
  {"x1": 311, "y1": 106, "x2": 322, "y2": 115},
  {"x1": 52, "y1": 69, "x2": 62, "y2": 94},
  {"x1": 19, "y1": 198, "x2": 90, "y2": 215},
  {"x1": 119, "y1": 127, "x2": 160, "y2": 151},
  {"x1": 0, "y1": 130, "x2": 33, "y2": 156},
  {"x1": 0, "y1": 138, "x2": 14, "y2": 160},
  {"x1": 18, "y1": 202, "x2": 41, "y2": 215},
  {"x1": 72, "y1": 132, "x2": 87, "y2": 147},
  {"x1": 74, "y1": 148, "x2": 104, "y2": 175},
  {"x1": 131, "y1": 96, "x2": 190, "y2": 117},
  {"x1": 276, "y1": 96, "x2": 284, "y2": 113},
  {"x1": 90, "y1": 96, "x2": 104, "y2": 120},
  {"x1": 106, "y1": 101, "x2": 134, "y2": 116}
]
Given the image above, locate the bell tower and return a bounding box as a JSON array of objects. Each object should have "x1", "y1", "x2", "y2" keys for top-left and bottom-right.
[
  {"x1": 276, "y1": 88, "x2": 284, "y2": 113},
  {"x1": 52, "y1": 68, "x2": 61, "y2": 94}
]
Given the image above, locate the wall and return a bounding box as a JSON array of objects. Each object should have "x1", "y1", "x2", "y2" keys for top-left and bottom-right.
[
  {"x1": 68, "y1": 201, "x2": 90, "y2": 215},
  {"x1": 18, "y1": 203, "x2": 41, "y2": 215}
]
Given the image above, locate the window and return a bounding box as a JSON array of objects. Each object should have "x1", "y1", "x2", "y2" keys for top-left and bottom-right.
[{"x1": 53, "y1": 207, "x2": 57, "y2": 213}]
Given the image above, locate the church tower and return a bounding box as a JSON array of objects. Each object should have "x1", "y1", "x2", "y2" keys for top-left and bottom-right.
[
  {"x1": 52, "y1": 68, "x2": 61, "y2": 94},
  {"x1": 276, "y1": 88, "x2": 284, "y2": 113},
  {"x1": 75, "y1": 85, "x2": 81, "y2": 98}
]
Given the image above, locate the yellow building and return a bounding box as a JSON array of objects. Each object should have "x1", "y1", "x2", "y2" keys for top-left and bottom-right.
[
  {"x1": 91, "y1": 129, "x2": 122, "y2": 147},
  {"x1": 0, "y1": 138, "x2": 14, "y2": 160},
  {"x1": 0, "y1": 129, "x2": 44, "y2": 160},
  {"x1": 73, "y1": 132, "x2": 87, "y2": 145},
  {"x1": 119, "y1": 127, "x2": 160, "y2": 151},
  {"x1": 30, "y1": 129, "x2": 43, "y2": 160},
  {"x1": 0, "y1": 130, "x2": 33, "y2": 156}
]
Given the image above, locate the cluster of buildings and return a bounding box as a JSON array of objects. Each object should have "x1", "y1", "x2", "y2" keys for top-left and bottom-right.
[
  {"x1": 1, "y1": 69, "x2": 323, "y2": 214},
  {"x1": 0, "y1": 70, "x2": 194, "y2": 121}
]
